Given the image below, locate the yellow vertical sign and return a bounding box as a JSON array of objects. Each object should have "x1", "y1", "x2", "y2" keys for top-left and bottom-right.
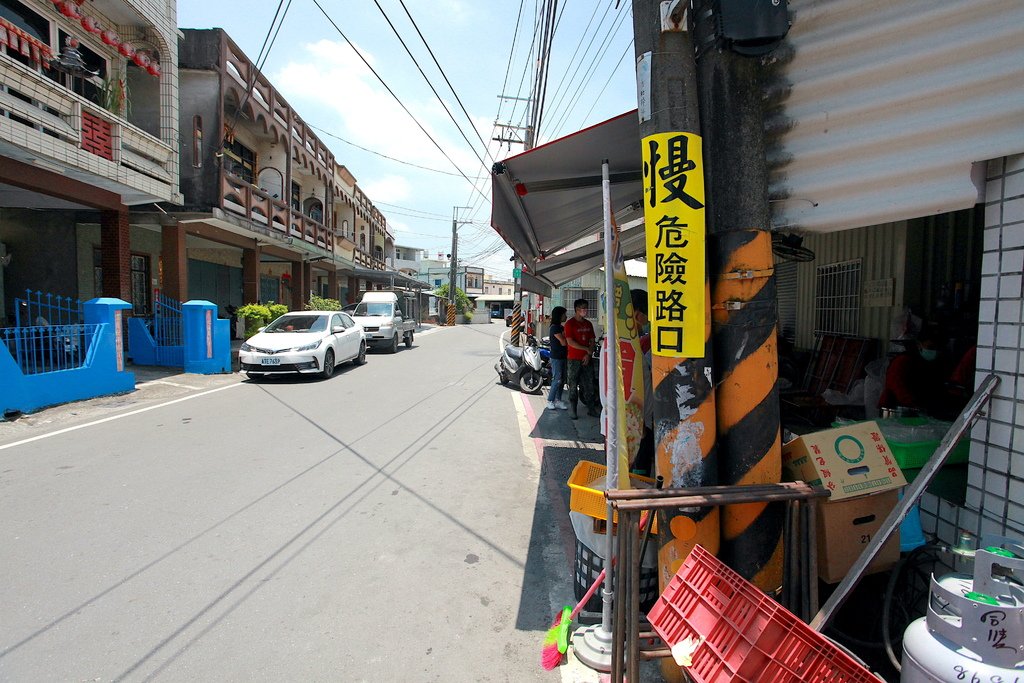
[{"x1": 641, "y1": 132, "x2": 706, "y2": 358}]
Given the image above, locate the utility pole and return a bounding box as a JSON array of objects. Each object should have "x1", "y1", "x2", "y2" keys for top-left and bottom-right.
[
  {"x1": 693, "y1": 0, "x2": 788, "y2": 592},
  {"x1": 449, "y1": 206, "x2": 471, "y2": 326},
  {"x1": 633, "y1": 0, "x2": 720, "y2": 622}
]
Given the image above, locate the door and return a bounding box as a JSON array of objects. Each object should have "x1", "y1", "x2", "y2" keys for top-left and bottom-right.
[{"x1": 334, "y1": 313, "x2": 357, "y2": 360}]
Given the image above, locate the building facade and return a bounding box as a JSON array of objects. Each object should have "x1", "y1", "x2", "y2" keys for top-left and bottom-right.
[{"x1": 0, "y1": 0, "x2": 180, "y2": 321}]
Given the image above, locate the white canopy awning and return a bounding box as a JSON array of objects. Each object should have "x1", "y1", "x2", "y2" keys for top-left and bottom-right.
[{"x1": 491, "y1": 111, "x2": 644, "y2": 287}]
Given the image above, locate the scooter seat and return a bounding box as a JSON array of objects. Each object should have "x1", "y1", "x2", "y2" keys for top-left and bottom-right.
[{"x1": 505, "y1": 345, "x2": 523, "y2": 360}]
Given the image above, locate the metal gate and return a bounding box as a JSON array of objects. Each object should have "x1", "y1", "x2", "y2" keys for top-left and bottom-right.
[{"x1": 152, "y1": 291, "x2": 184, "y2": 366}]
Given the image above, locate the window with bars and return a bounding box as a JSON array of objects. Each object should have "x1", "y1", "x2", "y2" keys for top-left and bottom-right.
[
  {"x1": 814, "y1": 259, "x2": 862, "y2": 336},
  {"x1": 563, "y1": 288, "x2": 599, "y2": 318}
]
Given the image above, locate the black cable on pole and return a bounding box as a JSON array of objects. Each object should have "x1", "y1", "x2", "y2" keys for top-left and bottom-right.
[
  {"x1": 311, "y1": 0, "x2": 489, "y2": 205},
  {"x1": 531, "y1": 0, "x2": 559, "y2": 139},
  {"x1": 369, "y1": 0, "x2": 489, "y2": 171},
  {"x1": 538, "y1": 0, "x2": 601, "y2": 135}
]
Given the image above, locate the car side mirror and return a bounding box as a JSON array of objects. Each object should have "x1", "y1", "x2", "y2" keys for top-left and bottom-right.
[{"x1": 332, "y1": 325, "x2": 345, "y2": 334}]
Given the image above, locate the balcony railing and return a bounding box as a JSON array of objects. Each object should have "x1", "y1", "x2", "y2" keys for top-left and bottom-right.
[
  {"x1": 0, "y1": 55, "x2": 174, "y2": 195},
  {"x1": 220, "y1": 170, "x2": 331, "y2": 251}
]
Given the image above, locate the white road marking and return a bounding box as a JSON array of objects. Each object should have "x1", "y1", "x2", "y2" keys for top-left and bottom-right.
[
  {"x1": 137, "y1": 380, "x2": 201, "y2": 390},
  {"x1": 0, "y1": 382, "x2": 244, "y2": 452}
]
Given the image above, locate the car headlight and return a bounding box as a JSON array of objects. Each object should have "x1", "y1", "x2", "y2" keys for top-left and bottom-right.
[
  {"x1": 240, "y1": 342, "x2": 254, "y2": 352},
  {"x1": 294, "y1": 340, "x2": 322, "y2": 352}
]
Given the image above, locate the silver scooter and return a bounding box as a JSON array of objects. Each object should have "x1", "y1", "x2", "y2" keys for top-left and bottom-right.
[{"x1": 495, "y1": 334, "x2": 545, "y2": 394}]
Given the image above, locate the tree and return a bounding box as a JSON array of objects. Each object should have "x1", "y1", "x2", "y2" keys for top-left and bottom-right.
[{"x1": 434, "y1": 284, "x2": 471, "y2": 314}]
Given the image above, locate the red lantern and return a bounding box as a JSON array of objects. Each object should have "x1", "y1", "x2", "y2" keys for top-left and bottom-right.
[
  {"x1": 132, "y1": 51, "x2": 150, "y2": 68},
  {"x1": 59, "y1": 1, "x2": 81, "y2": 18},
  {"x1": 118, "y1": 42, "x2": 135, "y2": 58},
  {"x1": 101, "y1": 29, "x2": 119, "y2": 46},
  {"x1": 146, "y1": 62, "x2": 161, "y2": 77},
  {"x1": 81, "y1": 16, "x2": 102, "y2": 34}
]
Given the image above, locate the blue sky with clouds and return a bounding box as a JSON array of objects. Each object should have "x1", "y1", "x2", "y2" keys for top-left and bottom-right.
[{"x1": 178, "y1": 0, "x2": 638, "y2": 278}]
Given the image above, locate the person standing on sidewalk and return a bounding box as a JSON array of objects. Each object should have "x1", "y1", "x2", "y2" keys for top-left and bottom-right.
[
  {"x1": 564, "y1": 298, "x2": 598, "y2": 419},
  {"x1": 545, "y1": 306, "x2": 569, "y2": 411}
]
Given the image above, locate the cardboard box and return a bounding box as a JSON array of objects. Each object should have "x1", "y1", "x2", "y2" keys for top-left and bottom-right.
[
  {"x1": 815, "y1": 489, "x2": 901, "y2": 583},
  {"x1": 782, "y1": 421, "x2": 907, "y2": 498},
  {"x1": 782, "y1": 422, "x2": 906, "y2": 583}
]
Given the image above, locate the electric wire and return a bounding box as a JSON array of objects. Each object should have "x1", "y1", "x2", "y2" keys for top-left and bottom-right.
[
  {"x1": 545, "y1": 4, "x2": 631, "y2": 140},
  {"x1": 535, "y1": 0, "x2": 602, "y2": 139},
  {"x1": 226, "y1": 0, "x2": 292, "y2": 134},
  {"x1": 368, "y1": 0, "x2": 489, "y2": 172},
  {"x1": 574, "y1": 38, "x2": 634, "y2": 131},
  {"x1": 535, "y1": 0, "x2": 615, "y2": 141},
  {"x1": 495, "y1": 0, "x2": 527, "y2": 123},
  {"x1": 311, "y1": 0, "x2": 490, "y2": 205},
  {"x1": 309, "y1": 125, "x2": 464, "y2": 177},
  {"x1": 396, "y1": 0, "x2": 496, "y2": 165},
  {"x1": 529, "y1": 0, "x2": 558, "y2": 141}
]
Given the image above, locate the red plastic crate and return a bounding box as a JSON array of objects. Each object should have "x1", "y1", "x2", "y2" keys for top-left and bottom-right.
[{"x1": 647, "y1": 546, "x2": 879, "y2": 683}]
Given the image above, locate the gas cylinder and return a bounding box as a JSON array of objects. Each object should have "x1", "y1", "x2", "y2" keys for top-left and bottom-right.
[{"x1": 902, "y1": 568, "x2": 1023, "y2": 682}]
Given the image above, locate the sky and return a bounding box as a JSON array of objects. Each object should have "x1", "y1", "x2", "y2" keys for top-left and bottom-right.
[{"x1": 177, "y1": 0, "x2": 639, "y2": 279}]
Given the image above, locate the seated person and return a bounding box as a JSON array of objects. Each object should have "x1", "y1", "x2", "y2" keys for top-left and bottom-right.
[{"x1": 878, "y1": 328, "x2": 946, "y2": 415}]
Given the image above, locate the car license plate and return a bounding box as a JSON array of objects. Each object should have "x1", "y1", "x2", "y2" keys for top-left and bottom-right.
[{"x1": 260, "y1": 357, "x2": 281, "y2": 366}]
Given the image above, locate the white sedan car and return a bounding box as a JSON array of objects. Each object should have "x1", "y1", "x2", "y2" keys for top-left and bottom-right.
[{"x1": 239, "y1": 311, "x2": 366, "y2": 380}]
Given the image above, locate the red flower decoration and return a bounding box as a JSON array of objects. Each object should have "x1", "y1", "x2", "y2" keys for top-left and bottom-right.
[
  {"x1": 147, "y1": 62, "x2": 161, "y2": 77},
  {"x1": 132, "y1": 51, "x2": 150, "y2": 67},
  {"x1": 101, "y1": 29, "x2": 119, "y2": 45},
  {"x1": 118, "y1": 42, "x2": 135, "y2": 58}
]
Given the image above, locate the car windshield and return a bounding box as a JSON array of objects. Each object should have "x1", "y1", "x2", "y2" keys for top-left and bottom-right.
[
  {"x1": 264, "y1": 314, "x2": 327, "y2": 333},
  {"x1": 353, "y1": 302, "x2": 393, "y2": 316}
]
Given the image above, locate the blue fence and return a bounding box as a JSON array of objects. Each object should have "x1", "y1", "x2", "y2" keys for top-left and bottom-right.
[
  {"x1": 127, "y1": 291, "x2": 184, "y2": 367},
  {"x1": 1, "y1": 298, "x2": 134, "y2": 416},
  {"x1": 0, "y1": 324, "x2": 96, "y2": 375},
  {"x1": 15, "y1": 290, "x2": 84, "y2": 327}
]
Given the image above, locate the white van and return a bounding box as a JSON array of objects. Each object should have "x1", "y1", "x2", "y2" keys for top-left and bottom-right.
[{"x1": 350, "y1": 291, "x2": 416, "y2": 353}]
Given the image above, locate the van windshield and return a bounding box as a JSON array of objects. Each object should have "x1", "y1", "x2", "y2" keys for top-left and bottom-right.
[{"x1": 354, "y1": 302, "x2": 393, "y2": 317}]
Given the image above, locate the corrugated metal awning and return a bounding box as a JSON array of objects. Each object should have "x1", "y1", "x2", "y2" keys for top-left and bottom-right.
[{"x1": 768, "y1": 0, "x2": 1024, "y2": 232}]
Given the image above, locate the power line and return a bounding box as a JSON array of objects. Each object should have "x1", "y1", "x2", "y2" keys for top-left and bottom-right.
[
  {"x1": 496, "y1": 0, "x2": 527, "y2": 123},
  {"x1": 227, "y1": 0, "x2": 293, "y2": 133},
  {"x1": 535, "y1": 0, "x2": 604, "y2": 137},
  {"x1": 369, "y1": 0, "x2": 490, "y2": 172},
  {"x1": 396, "y1": 0, "x2": 496, "y2": 165},
  {"x1": 575, "y1": 38, "x2": 634, "y2": 130},
  {"x1": 309, "y1": 125, "x2": 465, "y2": 177},
  {"x1": 311, "y1": 0, "x2": 490, "y2": 204},
  {"x1": 538, "y1": 0, "x2": 620, "y2": 141},
  {"x1": 545, "y1": 3, "x2": 631, "y2": 140}
]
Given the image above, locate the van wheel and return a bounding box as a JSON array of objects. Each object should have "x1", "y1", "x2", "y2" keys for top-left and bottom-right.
[
  {"x1": 405, "y1": 331, "x2": 413, "y2": 348},
  {"x1": 389, "y1": 333, "x2": 399, "y2": 353}
]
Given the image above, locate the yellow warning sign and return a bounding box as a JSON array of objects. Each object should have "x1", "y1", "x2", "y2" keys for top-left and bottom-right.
[{"x1": 641, "y1": 132, "x2": 706, "y2": 358}]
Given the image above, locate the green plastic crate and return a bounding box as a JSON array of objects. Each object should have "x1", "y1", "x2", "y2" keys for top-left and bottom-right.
[
  {"x1": 887, "y1": 436, "x2": 970, "y2": 470},
  {"x1": 830, "y1": 418, "x2": 971, "y2": 470}
]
